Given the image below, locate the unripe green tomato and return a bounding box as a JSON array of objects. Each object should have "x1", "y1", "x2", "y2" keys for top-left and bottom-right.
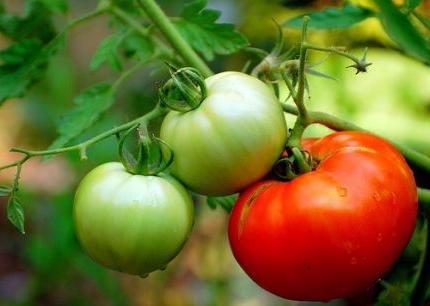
[
  {"x1": 73, "y1": 162, "x2": 194, "y2": 276},
  {"x1": 160, "y1": 71, "x2": 287, "y2": 196}
]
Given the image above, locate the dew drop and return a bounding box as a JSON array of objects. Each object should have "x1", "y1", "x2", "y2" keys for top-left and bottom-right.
[
  {"x1": 140, "y1": 273, "x2": 149, "y2": 279},
  {"x1": 373, "y1": 191, "x2": 382, "y2": 202},
  {"x1": 377, "y1": 233, "x2": 383, "y2": 242},
  {"x1": 350, "y1": 257, "x2": 358, "y2": 265},
  {"x1": 337, "y1": 186, "x2": 348, "y2": 197}
]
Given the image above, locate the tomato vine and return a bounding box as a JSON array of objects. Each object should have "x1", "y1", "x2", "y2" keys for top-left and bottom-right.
[{"x1": 1, "y1": 0, "x2": 430, "y2": 304}]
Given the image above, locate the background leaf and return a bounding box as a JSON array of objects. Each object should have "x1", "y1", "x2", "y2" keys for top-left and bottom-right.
[
  {"x1": 0, "y1": 185, "x2": 11, "y2": 197},
  {"x1": 40, "y1": 0, "x2": 68, "y2": 13},
  {"x1": 406, "y1": 0, "x2": 421, "y2": 10},
  {"x1": 174, "y1": 0, "x2": 248, "y2": 61},
  {"x1": 90, "y1": 34, "x2": 123, "y2": 71},
  {"x1": 7, "y1": 197, "x2": 25, "y2": 234},
  {"x1": 122, "y1": 32, "x2": 155, "y2": 62},
  {"x1": 374, "y1": 0, "x2": 430, "y2": 64},
  {"x1": 283, "y1": 4, "x2": 376, "y2": 29},
  {"x1": 0, "y1": 34, "x2": 65, "y2": 105},
  {"x1": 48, "y1": 83, "x2": 115, "y2": 149},
  {"x1": 207, "y1": 194, "x2": 238, "y2": 213}
]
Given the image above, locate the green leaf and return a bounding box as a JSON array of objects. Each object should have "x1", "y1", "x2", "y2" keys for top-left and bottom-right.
[
  {"x1": 207, "y1": 194, "x2": 238, "y2": 213},
  {"x1": 0, "y1": 34, "x2": 65, "y2": 105},
  {"x1": 283, "y1": 4, "x2": 376, "y2": 29},
  {"x1": 174, "y1": 0, "x2": 248, "y2": 61},
  {"x1": 7, "y1": 197, "x2": 25, "y2": 234},
  {"x1": 122, "y1": 32, "x2": 155, "y2": 62},
  {"x1": 90, "y1": 34, "x2": 123, "y2": 71},
  {"x1": 0, "y1": 39, "x2": 44, "y2": 66},
  {"x1": 48, "y1": 83, "x2": 115, "y2": 149},
  {"x1": 375, "y1": 0, "x2": 430, "y2": 64},
  {"x1": 40, "y1": 0, "x2": 68, "y2": 13},
  {"x1": 0, "y1": 185, "x2": 11, "y2": 197},
  {"x1": 406, "y1": 0, "x2": 421, "y2": 9},
  {"x1": 0, "y1": 1, "x2": 56, "y2": 42}
]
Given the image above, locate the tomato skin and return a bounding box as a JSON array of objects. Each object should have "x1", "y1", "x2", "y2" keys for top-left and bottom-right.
[
  {"x1": 160, "y1": 71, "x2": 287, "y2": 196},
  {"x1": 228, "y1": 131, "x2": 417, "y2": 302},
  {"x1": 74, "y1": 162, "x2": 194, "y2": 276}
]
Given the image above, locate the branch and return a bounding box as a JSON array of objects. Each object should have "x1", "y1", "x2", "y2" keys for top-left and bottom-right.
[
  {"x1": 281, "y1": 102, "x2": 430, "y2": 175},
  {"x1": 137, "y1": 0, "x2": 213, "y2": 77},
  {"x1": 0, "y1": 105, "x2": 167, "y2": 171}
]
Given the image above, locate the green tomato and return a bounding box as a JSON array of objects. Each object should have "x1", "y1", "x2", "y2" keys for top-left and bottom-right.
[
  {"x1": 160, "y1": 71, "x2": 287, "y2": 196},
  {"x1": 73, "y1": 162, "x2": 194, "y2": 276}
]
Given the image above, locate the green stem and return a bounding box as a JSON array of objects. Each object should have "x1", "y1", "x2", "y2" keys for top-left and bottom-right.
[
  {"x1": 296, "y1": 16, "x2": 310, "y2": 122},
  {"x1": 67, "y1": 7, "x2": 106, "y2": 28},
  {"x1": 281, "y1": 102, "x2": 430, "y2": 175},
  {"x1": 1, "y1": 106, "x2": 167, "y2": 170},
  {"x1": 137, "y1": 0, "x2": 213, "y2": 77},
  {"x1": 286, "y1": 16, "x2": 310, "y2": 149},
  {"x1": 419, "y1": 188, "x2": 430, "y2": 211},
  {"x1": 303, "y1": 45, "x2": 358, "y2": 63},
  {"x1": 109, "y1": 6, "x2": 174, "y2": 60}
]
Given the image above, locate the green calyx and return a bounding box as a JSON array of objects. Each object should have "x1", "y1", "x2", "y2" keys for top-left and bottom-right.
[
  {"x1": 274, "y1": 147, "x2": 314, "y2": 181},
  {"x1": 159, "y1": 65, "x2": 207, "y2": 112},
  {"x1": 118, "y1": 123, "x2": 173, "y2": 176}
]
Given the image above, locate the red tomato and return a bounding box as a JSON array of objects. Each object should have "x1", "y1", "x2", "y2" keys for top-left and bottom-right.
[{"x1": 228, "y1": 131, "x2": 417, "y2": 302}]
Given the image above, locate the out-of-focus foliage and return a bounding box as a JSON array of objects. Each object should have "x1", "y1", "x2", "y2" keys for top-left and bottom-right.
[{"x1": 0, "y1": 0, "x2": 430, "y2": 306}]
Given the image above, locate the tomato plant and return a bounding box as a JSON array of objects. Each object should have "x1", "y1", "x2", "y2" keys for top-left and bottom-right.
[
  {"x1": 1, "y1": 0, "x2": 430, "y2": 305},
  {"x1": 229, "y1": 131, "x2": 418, "y2": 302},
  {"x1": 160, "y1": 71, "x2": 287, "y2": 196},
  {"x1": 74, "y1": 162, "x2": 194, "y2": 276}
]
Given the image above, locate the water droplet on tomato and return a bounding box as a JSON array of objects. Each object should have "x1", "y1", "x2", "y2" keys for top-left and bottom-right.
[
  {"x1": 337, "y1": 186, "x2": 348, "y2": 197},
  {"x1": 377, "y1": 233, "x2": 383, "y2": 242},
  {"x1": 373, "y1": 191, "x2": 382, "y2": 202},
  {"x1": 350, "y1": 257, "x2": 358, "y2": 265},
  {"x1": 140, "y1": 273, "x2": 149, "y2": 279}
]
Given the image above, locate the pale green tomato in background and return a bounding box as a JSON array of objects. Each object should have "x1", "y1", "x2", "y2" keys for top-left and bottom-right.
[
  {"x1": 160, "y1": 71, "x2": 287, "y2": 196},
  {"x1": 74, "y1": 162, "x2": 194, "y2": 276}
]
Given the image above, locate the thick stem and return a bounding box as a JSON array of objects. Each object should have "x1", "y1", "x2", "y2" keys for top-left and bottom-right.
[
  {"x1": 281, "y1": 103, "x2": 430, "y2": 175},
  {"x1": 109, "y1": 6, "x2": 174, "y2": 60},
  {"x1": 137, "y1": 0, "x2": 213, "y2": 77},
  {"x1": 285, "y1": 17, "x2": 310, "y2": 149},
  {"x1": 295, "y1": 16, "x2": 310, "y2": 122}
]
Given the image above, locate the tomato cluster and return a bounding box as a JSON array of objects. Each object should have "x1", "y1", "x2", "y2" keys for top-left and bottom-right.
[{"x1": 73, "y1": 72, "x2": 417, "y2": 302}]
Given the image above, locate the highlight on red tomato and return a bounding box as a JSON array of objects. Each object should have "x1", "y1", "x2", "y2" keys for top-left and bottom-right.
[{"x1": 228, "y1": 131, "x2": 418, "y2": 302}]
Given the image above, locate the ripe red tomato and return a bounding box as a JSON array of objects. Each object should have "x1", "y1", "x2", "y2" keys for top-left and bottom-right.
[{"x1": 228, "y1": 131, "x2": 417, "y2": 302}]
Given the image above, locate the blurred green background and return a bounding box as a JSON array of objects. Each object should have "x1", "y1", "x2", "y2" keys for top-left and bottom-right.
[{"x1": 1, "y1": 0, "x2": 430, "y2": 306}]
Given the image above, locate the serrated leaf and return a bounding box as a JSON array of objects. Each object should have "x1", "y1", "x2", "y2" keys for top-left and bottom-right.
[
  {"x1": 0, "y1": 1, "x2": 56, "y2": 42},
  {"x1": 174, "y1": 0, "x2": 248, "y2": 61},
  {"x1": 122, "y1": 32, "x2": 155, "y2": 62},
  {"x1": 406, "y1": 0, "x2": 421, "y2": 9},
  {"x1": 0, "y1": 39, "x2": 43, "y2": 65},
  {"x1": 0, "y1": 34, "x2": 65, "y2": 105},
  {"x1": 207, "y1": 194, "x2": 238, "y2": 213},
  {"x1": 0, "y1": 185, "x2": 11, "y2": 197},
  {"x1": 7, "y1": 197, "x2": 25, "y2": 234},
  {"x1": 48, "y1": 83, "x2": 115, "y2": 150},
  {"x1": 375, "y1": 0, "x2": 430, "y2": 64},
  {"x1": 90, "y1": 34, "x2": 123, "y2": 71},
  {"x1": 283, "y1": 4, "x2": 376, "y2": 29}
]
